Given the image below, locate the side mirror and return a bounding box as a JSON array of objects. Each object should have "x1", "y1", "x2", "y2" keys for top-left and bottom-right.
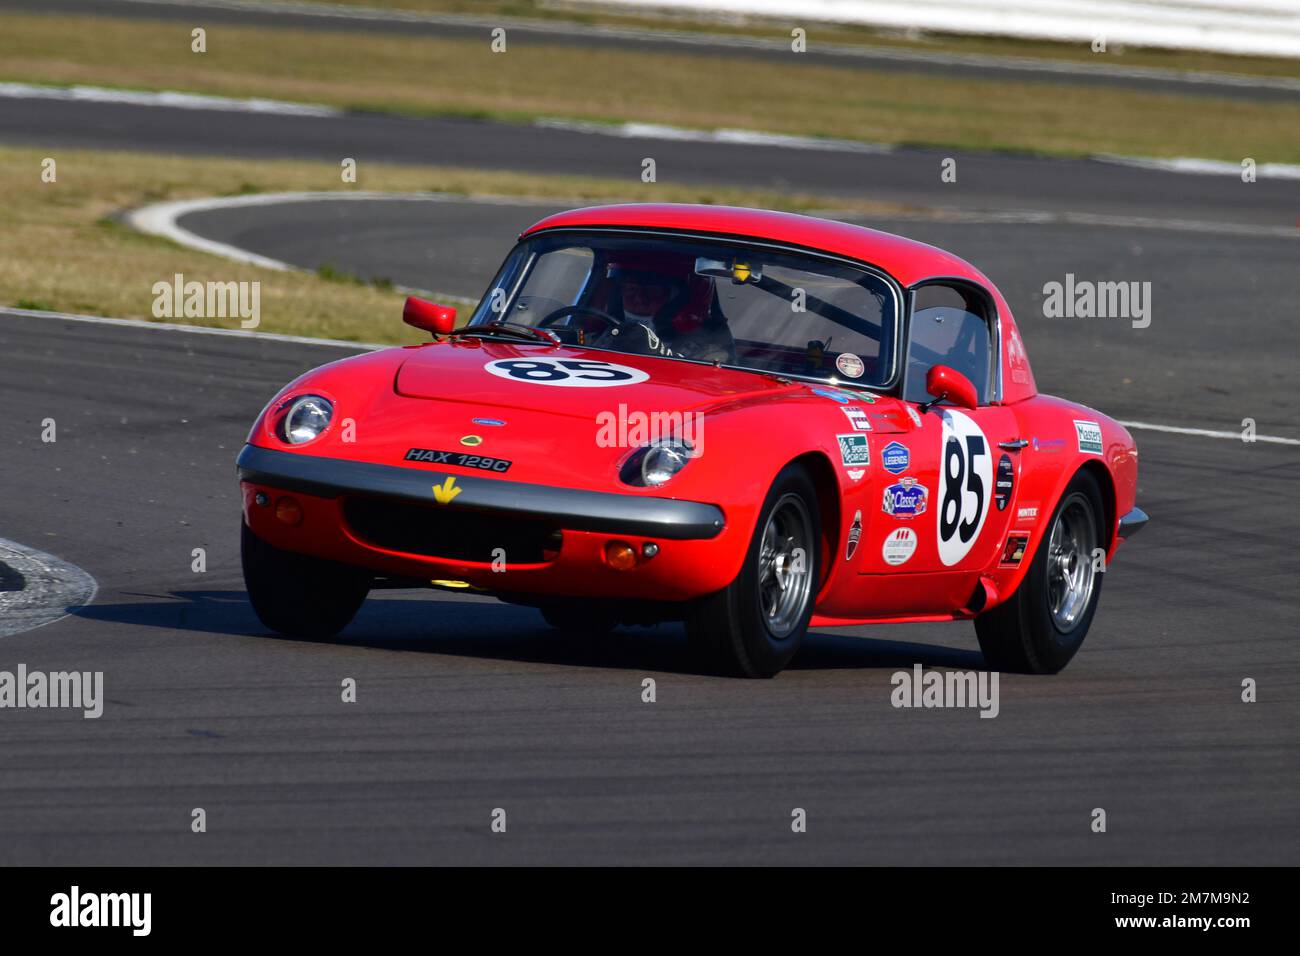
[
  {"x1": 403, "y1": 296, "x2": 457, "y2": 337},
  {"x1": 924, "y1": 365, "x2": 979, "y2": 410}
]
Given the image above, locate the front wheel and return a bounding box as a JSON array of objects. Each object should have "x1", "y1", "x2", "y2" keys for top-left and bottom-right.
[
  {"x1": 241, "y1": 521, "x2": 371, "y2": 638},
  {"x1": 975, "y1": 470, "x2": 1106, "y2": 674},
  {"x1": 685, "y1": 463, "x2": 821, "y2": 678}
]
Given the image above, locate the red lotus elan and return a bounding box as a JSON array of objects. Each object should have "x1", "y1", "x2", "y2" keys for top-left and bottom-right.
[{"x1": 238, "y1": 204, "x2": 1146, "y2": 677}]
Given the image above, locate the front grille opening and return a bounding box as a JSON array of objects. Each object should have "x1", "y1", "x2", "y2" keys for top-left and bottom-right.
[{"x1": 343, "y1": 496, "x2": 562, "y2": 564}]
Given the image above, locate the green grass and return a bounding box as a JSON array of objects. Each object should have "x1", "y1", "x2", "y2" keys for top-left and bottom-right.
[
  {"x1": 0, "y1": 144, "x2": 900, "y2": 343},
  {"x1": 2, "y1": 12, "x2": 1299, "y2": 162}
]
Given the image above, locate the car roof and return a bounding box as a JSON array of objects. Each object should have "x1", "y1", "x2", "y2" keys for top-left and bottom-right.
[{"x1": 519, "y1": 203, "x2": 992, "y2": 289}]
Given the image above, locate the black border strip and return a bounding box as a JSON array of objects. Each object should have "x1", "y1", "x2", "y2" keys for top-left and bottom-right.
[{"x1": 236, "y1": 444, "x2": 725, "y2": 541}]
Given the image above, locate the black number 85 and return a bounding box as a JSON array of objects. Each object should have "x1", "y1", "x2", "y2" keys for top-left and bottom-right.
[{"x1": 940, "y1": 435, "x2": 986, "y2": 544}]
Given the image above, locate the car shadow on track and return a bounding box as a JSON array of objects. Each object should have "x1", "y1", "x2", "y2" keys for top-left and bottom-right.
[{"x1": 72, "y1": 589, "x2": 987, "y2": 674}]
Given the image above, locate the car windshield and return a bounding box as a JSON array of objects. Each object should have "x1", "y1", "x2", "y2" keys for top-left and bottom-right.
[{"x1": 469, "y1": 230, "x2": 899, "y2": 387}]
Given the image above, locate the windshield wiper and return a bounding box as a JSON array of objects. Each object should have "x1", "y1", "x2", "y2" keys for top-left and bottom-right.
[{"x1": 449, "y1": 322, "x2": 560, "y2": 345}]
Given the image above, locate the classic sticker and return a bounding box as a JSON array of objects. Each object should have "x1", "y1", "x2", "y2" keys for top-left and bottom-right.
[
  {"x1": 484, "y1": 358, "x2": 649, "y2": 387},
  {"x1": 841, "y1": 406, "x2": 872, "y2": 431},
  {"x1": 837, "y1": 433, "x2": 870, "y2": 467},
  {"x1": 1074, "y1": 419, "x2": 1103, "y2": 455},
  {"x1": 836, "y1": 353, "x2": 865, "y2": 378},
  {"x1": 845, "y1": 510, "x2": 863, "y2": 560},
  {"x1": 937, "y1": 409, "x2": 992, "y2": 567},
  {"x1": 994, "y1": 453, "x2": 1015, "y2": 511},
  {"x1": 882, "y1": 477, "x2": 929, "y2": 519},
  {"x1": 881, "y1": 441, "x2": 910, "y2": 475},
  {"x1": 406, "y1": 447, "x2": 511, "y2": 472},
  {"x1": 882, "y1": 527, "x2": 917, "y2": 566}
]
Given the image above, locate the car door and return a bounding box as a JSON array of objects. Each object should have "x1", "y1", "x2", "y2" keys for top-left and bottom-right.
[{"x1": 855, "y1": 279, "x2": 1021, "y2": 615}]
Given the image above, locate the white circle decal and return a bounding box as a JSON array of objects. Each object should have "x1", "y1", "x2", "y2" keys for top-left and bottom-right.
[
  {"x1": 936, "y1": 409, "x2": 993, "y2": 567},
  {"x1": 882, "y1": 527, "x2": 917, "y2": 566},
  {"x1": 483, "y1": 358, "x2": 649, "y2": 387}
]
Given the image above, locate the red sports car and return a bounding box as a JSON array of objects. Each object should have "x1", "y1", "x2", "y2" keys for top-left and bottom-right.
[{"x1": 238, "y1": 204, "x2": 1146, "y2": 677}]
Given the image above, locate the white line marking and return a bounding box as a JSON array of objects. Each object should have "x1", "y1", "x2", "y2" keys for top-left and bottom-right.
[
  {"x1": 2, "y1": 71, "x2": 1296, "y2": 194},
  {"x1": 1096, "y1": 154, "x2": 1300, "y2": 180},
  {"x1": 829, "y1": 207, "x2": 1300, "y2": 240},
  {"x1": 124, "y1": 191, "x2": 557, "y2": 300},
  {"x1": 535, "y1": 119, "x2": 893, "y2": 154},
  {"x1": 1116, "y1": 420, "x2": 1300, "y2": 446},
  {"x1": 2, "y1": 76, "x2": 1296, "y2": 185},
  {"x1": 0, "y1": 538, "x2": 98, "y2": 639},
  {"x1": 538, "y1": 118, "x2": 1300, "y2": 183},
  {"x1": 0, "y1": 81, "x2": 340, "y2": 117},
  {"x1": 1, "y1": 307, "x2": 384, "y2": 351},
  {"x1": 5, "y1": 308, "x2": 1296, "y2": 446},
  {"x1": 601, "y1": 0, "x2": 1300, "y2": 59}
]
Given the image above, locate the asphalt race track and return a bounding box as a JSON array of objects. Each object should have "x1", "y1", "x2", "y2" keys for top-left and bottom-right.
[
  {"x1": 3, "y1": 193, "x2": 1298, "y2": 863},
  {"x1": 4, "y1": 95, "x2": 1300, "y2": 231},
  {"x1": 1, "y1": 20, "x2": 1299, "y2": 863}
]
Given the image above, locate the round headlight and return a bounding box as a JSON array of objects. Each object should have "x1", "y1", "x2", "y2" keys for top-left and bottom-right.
[
  {"x1": 282, "y1": 395, "x2": 333, "y2": 444},
  {"x1": 641, "y1": 441, "x2": 691, "y2": 487}
]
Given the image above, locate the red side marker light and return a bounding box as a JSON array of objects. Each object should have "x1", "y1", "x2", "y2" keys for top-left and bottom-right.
[
  {"x1": 275, "y1": 496, "x2": 303, "y2": 526},
  {"x1": 604, "y1": 541, "x2": 638, "y2": 571}
]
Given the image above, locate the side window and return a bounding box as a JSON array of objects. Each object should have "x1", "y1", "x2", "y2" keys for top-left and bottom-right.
[{"x1": 903, "y1": 282, "x2": 994, "y2": 405}]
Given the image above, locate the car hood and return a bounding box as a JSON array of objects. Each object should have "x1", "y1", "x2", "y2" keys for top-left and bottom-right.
[{"x1": 394, "y1": 339, "x2": 798, "y2": 417}]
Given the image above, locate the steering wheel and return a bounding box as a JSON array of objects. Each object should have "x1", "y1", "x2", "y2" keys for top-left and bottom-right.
[{"x1": 538, "y1": 305, "x2": 625, "y2": 334}]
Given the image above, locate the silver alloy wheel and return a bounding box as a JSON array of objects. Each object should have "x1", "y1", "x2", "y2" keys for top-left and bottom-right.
[
  {"x1": 757, "y1": 494, "x2": 814, "y2": 639},
  {"x1": 1046, "y1": 492, "x2": 1098, "y2": 632}
]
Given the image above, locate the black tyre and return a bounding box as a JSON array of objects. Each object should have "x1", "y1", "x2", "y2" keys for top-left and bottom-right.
[
  {"x1": 539, "y1": 602, "x2": 618, "y2": 636},
  {"x1": 975, "y1": 470, "x2": 1106, "y2": 674},
  {"x1": 685, "y1": 463, "x2": 821, "y2": 678},
  {"x1": 241, "y1": 521, "x2": 370, "y2": 638}
]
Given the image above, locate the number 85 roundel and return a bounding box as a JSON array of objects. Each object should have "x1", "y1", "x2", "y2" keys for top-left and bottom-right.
[{"x1": 937, "y1": 410, "x2": 992, "y2": 566}]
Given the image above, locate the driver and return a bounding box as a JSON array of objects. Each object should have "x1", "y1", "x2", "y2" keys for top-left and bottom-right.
[{"x1": 597, "y1": 270, "x2": 733, "y2": 364}]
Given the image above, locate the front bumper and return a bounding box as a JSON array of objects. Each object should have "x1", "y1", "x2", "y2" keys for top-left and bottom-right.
[{"x1": 236, "y1": 444, "x2": 737, "y2": 600}]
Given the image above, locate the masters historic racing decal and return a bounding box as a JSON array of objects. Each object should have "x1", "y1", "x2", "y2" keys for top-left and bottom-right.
[
  {"x1": 484, "y1": 358, "x2": 649, "y2": 387},
  {"x1": 937, "y1": 409, "x2": 992, "y2": 566},
  {"x1": 882, "y1": 477, "x2": 928, "y2": 518},
  {"x1": 1074, "y1": 419, "x2": 1103, "y2": 455},
  {"x1": 406, "y1": 448, "x2": 511, "y2": 472}
]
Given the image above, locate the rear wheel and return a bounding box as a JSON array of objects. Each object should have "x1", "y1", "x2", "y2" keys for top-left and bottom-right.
[
  {"x1": 241, "y1": 521, "x2": 370, "y2": 638},
  {"x1": 975, "y1": 470, "x2": 1106, "y2": 673},
  {"x1": 686, "y1": 463, "x2": 821, "y2": 678}
]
